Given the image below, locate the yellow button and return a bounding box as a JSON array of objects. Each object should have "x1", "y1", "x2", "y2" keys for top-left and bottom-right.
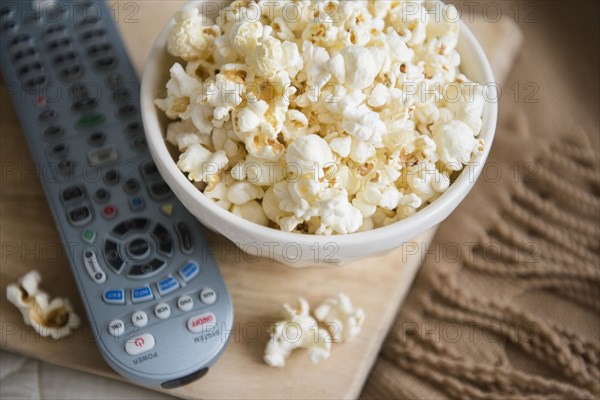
[{"x1": 161, "y1": 203, "x2": 173, "y2": 216}]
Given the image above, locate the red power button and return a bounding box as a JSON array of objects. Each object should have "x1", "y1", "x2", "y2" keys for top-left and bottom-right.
[
  {"x1": 35, "y1": 96, "x2": 47, "y2": 108},
  {"x1": 102, "y1": 205, "x2": 117, "y2": 219}
]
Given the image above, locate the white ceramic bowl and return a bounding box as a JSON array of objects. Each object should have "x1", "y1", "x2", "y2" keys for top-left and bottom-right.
[{"x1": 141, "y1": 1, "x2": 498, "y2": 267}]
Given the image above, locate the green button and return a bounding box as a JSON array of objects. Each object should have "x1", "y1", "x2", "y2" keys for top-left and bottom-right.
[
  {"x1": 76, "y1": 113, "x2": 105, "y2": 130},
  {"x1": 82, "y1": 229, "x2": 96, "y2": 243}
]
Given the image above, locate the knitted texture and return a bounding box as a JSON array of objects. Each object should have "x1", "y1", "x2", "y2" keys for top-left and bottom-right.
[{"x1": 361, "y1": 123, "x2": 599, "y2": 400}]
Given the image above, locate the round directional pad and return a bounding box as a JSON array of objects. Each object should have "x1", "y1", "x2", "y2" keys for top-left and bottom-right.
[{"x1": 126, "y1": 238, "x2": 150, "y2": 260}]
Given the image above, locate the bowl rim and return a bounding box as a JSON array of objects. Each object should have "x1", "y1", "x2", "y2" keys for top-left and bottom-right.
[{"x1": 141, "y1": 2, "x2": 498, "y2": 246}]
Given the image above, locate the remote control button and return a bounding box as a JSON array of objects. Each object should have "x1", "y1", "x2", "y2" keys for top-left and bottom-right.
[
  {"x1": 128, "y1": 196, "x2": 145, "y2": 211},
  {"x1": 38, "y1": 109, "x2": 56, "y2": 122},
  {"x1": 103, "y1": 289, "x2": 125, "y2": 305},
  {"x1": 57, "y1": 159, "x2": 75, "y2": 176},
  {"x1": 177, "y1": 296, "x2": 194, "y2": 312},
  {"x1": 80, "y1": 28, "x2": 106, "y2": 42},
  {"x1": 118, "y1": 104, "x2": 136, "y2": 117},
  {"x1": 151, "y1": 224, "x2": 173, "y2": 257},
  {"x1": 12, "y1": 47, "x2": 35, "y2": 63},
  {"x1": 125, "y1": 333, "x2": 155, "y2": 356},
  {"x1": 126, "y1": 121, "x2": 143, "y2": 135},
  {"x1": 18, "y1": 62, "x2": 43, "y2": 78},
  {"x1": 60, "y1": 185, "x2": 84, "y2": 203},
  {"x1": 131, "y1": 311, "x2": 148, "y2": 328},
  {"x1": 178, "y1": 262, "x2": 200, "y2": 283},
  {"x1": 68, "y1": 205, "x2": 92, "y2": 226},
  {"x1": 87, "y1": 42, "x2": 111, "y2": 57},
  {"x1": 94, "y1": 56, "x2": 117, "y2": 71},
  {"x1": 72, "y1": 97, "x2": 97, "y2": 112},
  {"x1": 9, "y1": 35, "x2": 29, "y2": 49},
  {"x1": 154, "y1": 303, "x2": 171, "y2": 320},
  {"x1": 104, "y1": 239, "x2": 125, "y2": 272},
  {"x1": 94, "y1": 188, "x2": 110, "y2": 203},
  {"x1": 131, "y1": 285, "x2": 153, "y2": 303},
  {"x1": 112, "y1": 218, "x2": 149, "y2": 237},
  {"x1": 160, "y1": 203, "x2": 173, "y2": 217},
  {"x1": 35, "y1": 96, "x2": 47, "y2": 108},
  {"x1": 0, "y1": 4, "x2": 15, "y2": 18},
  {"x1": 45, "y1": 24, "x2": 66, "y2": 36},
  {"x1": 187, "y1": 312, "x2": 216, "y2": 333},
  {"x1": 126, "y1": 238, "x2": 150, "y2": 260},
  {"x1": 106, "y1": 73, "x2": 123, "y2": 89},
  {"x1": 108, "y1": 320, "x2": 125, "y2": 337},
  {"x1": 123, "y1": 178, "x2": 140, "y2": 194},
  {"x1": 103, "y1": 169, "x2": 119, "y2": 185},
  {"x1": 47, "y1": 37, "x2": 70, "y2": 52},
  {"x1": 77, "y1": 13, "x2": 100, "y2": 28},
  {"x1": 59, "y1": 65, "x2": 83, "y2": 81},
  {"x1": 88, "y1": 146, "x2": 118, "y2": 167},
  {"x1": 50, "y1": 143, "x2": 68, "y2": 158},
  {"x1": 149, "y1": 181, "x2": 172, "y2": 200},
  {"x1": 141, "y1": 161, "x2": 159, "y2": 179},
  {"x1": 82, "y1": 229, "x2": 96, "y2": 243},
  {"x1": 2, "y1": 20, "x2": 17, "y2": 33},
  {"x1": 76, "y1": 113, "x2": 105, "y2": 129},
  {"x1": 175, "y1": 222, "x2": 193, "y2": 253},
  {"x1": 156, "y1": 276, "x2": 179, "y2": 296},
  {"x1": 53, "y1": 51, "x2": 77, "y2": 65},
  {"x1": 88, "y1": 131, "x2": 106, "y2": 146},
  {"x1": 83, "y1": 249, "x2": 106, "y2": 284},
  {"x1": 130, "y1": 136, "x2": 146, "y2": 151},
  {"x1": 102, "y1": 205, "x2": 117, "y2": 219},
  {"x1": 112, "y1": 87, "x2": 131, "y2": 103},
  {"x1": 70, "y1": 83, "x2": 88, "y2": 101},
  {"x1": 44, "y1": 125, "x2": 63, "y2": 140},
  {"x1": 200, "y1": 288, "x2": 217, "y2": 305},
  {"x1": 128, "y1": 259, "x2": 165, "y2": 278},
  {"x1": 25, "y1": 75, "x2": 46, "y2": 91}
]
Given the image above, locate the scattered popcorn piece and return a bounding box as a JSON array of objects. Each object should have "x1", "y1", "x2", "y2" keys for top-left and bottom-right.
[
  {"x1": 264, "y1": 298, "x2": 331, "y2": 367},
  {"x1": 314, "y1": 293, "x2": 365, "y2": 343},
  {"x1": 158, "y1": 1, "x2": 486, "y2": 235},
  {"x1": 6, "y1": 271, "x2": 80, "y2": 339}
]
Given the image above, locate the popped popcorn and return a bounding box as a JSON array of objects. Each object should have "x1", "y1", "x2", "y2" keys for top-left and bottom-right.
[
  {"x1": 314, "y1": 293, "x2": 365, "y2": 343},
  {"x1": 156, "y1": 1, "x2": 486, "y2": 235},
  {"x1": 264, "y1": 298, "x2": 331, "y2": 367},
  {"x1": 264, "y1": 294, "x2": 365, "y2": 367},
  {"x1": 6, "y1": 271, "x2": 80, "y2": 339}
]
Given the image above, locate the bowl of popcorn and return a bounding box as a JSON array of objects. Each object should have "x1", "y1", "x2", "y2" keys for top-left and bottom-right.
[{"x1": 141, "y1": 0, "x2": 497, "y2": 267}]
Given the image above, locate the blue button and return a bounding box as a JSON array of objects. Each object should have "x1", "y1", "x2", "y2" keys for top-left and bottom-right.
[
  {"x1": 157, "y1": 276, "x2": 180, "y2": 296},
  {"x1": 103, "y1": 289, "x2": 125, "y2": 305},
  {"x1": 178, "y1": 262, "x2": 199, "y2": 283},
  {"x1": 131, "y1": 285, "x2": 153, "y2": 303},
  {"x1": 129, "y1": 196, "x2": 145, "y2": 211}
]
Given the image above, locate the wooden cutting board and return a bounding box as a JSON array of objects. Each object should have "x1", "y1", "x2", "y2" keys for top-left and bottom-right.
[{"x1": 0, "y1": 2, "x2": 520, "y2": 399}]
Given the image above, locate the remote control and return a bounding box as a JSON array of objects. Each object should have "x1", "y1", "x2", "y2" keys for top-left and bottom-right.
[{"x1": 0, "y1": 0, "x2": 233, "y2": 389}]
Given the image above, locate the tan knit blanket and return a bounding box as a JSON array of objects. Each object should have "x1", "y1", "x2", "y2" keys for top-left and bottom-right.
[{"x1": 361, "y1": 5, "x2": 600, "y2": 399}]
